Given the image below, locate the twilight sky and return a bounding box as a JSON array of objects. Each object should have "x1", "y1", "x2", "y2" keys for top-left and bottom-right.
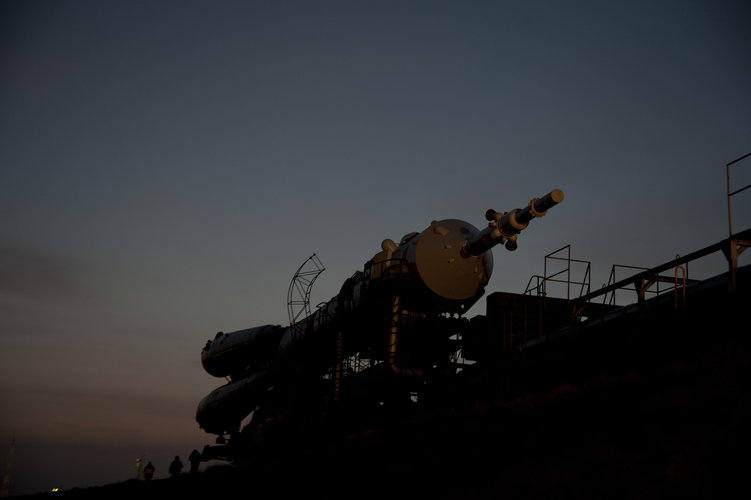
[{"x1": 1, "y1": 0, "x2": 750, "y2": 494}]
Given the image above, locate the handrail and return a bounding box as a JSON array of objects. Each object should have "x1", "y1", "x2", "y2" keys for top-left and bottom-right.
[
  {"x1": 542, "y1": 244, "x2": 591, "y2": 300},
  {"x1": 675, "y1": 264, "x2": 686, "y2": 309},
  {"x1": 727, "y1": 151, "x2": 751, "y2": 237},
  {"x1": 576, "y1": 228, "x2": 751, "y2": 307}
]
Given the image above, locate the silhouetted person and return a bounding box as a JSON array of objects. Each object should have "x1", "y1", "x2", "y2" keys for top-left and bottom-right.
[
  {"x1": 189, "y1": 449, "x2": 202, "y2": 474},
  {"x1": 143, "y1": 461, "x2": 155, "y2": 481},
  {"x1": 168, "y1": 455, "x2": 183, "y2": 478}
]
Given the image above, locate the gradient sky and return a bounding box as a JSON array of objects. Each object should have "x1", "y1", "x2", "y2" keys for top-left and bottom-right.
[{"x1": 1, "y1": 0, "x2": 750, "y2": 494}]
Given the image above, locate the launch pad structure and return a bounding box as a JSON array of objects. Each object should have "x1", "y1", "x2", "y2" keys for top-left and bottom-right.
[
  {"x1": 486, "y1": 227, "x2": 750, "y2": 356},
  {"x1": 186, "y1": 233, "x2": 750, "y2": 500},
  {"x1": 190, "y1": 173, "x2": 750, "y2": 497}
]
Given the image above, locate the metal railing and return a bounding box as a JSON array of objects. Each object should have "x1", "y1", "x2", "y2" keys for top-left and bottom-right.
[
  {"x1": 572, "y1": 228, "x2": 751, "y2": 320},
  {"x1": 602, "y1": 261, "x2": 696, "y2": 307},
  {"x1": 524, "y1": 245, "x2": 591, "y2": 301},
  {"x1": 727, "y1": 151, "x2": 751, "y2": 237}
]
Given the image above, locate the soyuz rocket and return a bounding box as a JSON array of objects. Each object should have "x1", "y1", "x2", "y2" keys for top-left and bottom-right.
[{"x1": 196, "y1": 189, "x2": 565, "y2": 441}]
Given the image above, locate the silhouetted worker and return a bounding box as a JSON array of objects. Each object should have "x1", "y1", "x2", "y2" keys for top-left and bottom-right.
[
  {"x1": 168, "y1": 455, "x2": 183, "y2": 478},
  {"x1": 189, "y1": 449, "x2": 202, "y2": 474},
  {"x1": 143, "y1": 461, "x2": 155, "y2": 481}
]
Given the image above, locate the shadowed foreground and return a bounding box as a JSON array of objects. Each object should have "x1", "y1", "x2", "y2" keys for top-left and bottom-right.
[
  {"x1": 15, "y1": 335, "x2": 750, "y2": 499},
  {"x1": 15, "y1": 271, "x2": 750, "y2": 499}
]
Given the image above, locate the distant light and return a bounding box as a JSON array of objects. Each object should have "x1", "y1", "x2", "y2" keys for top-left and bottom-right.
[{"x1": 51, "y1": 487, "x2": 60, "y2": 492}]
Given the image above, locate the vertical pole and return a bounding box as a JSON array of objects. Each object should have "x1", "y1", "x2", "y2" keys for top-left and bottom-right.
[
  {"x1": 727, "y1": 163, "x2": 733, "y2": 238},
  {"x1": 567, "y1": 245, "x2": 571, "y2": 301},
  {"x1": 674, "y1": 265, "x2": 686, "y2": 309},
  {"x1": 726, "y1": 151, "x2": 751, "y2": 238},
  {"x1": 636, "y1": 277, "x2": 646, "y2": 318},
  {"x1": 725, "y1": 152, "x2": 751, "y2": 290},
  {"x1": 333, "y1": 331, "x2": 343, "y2": 402},
  {"x1": 728, "y1": 238, "x2": 738, "y2": 292}
]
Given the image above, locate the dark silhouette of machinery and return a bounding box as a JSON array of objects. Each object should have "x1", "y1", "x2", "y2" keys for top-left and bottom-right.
[{"x1": 196, "y1": 190, "x2": 564, "y2": 457}]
